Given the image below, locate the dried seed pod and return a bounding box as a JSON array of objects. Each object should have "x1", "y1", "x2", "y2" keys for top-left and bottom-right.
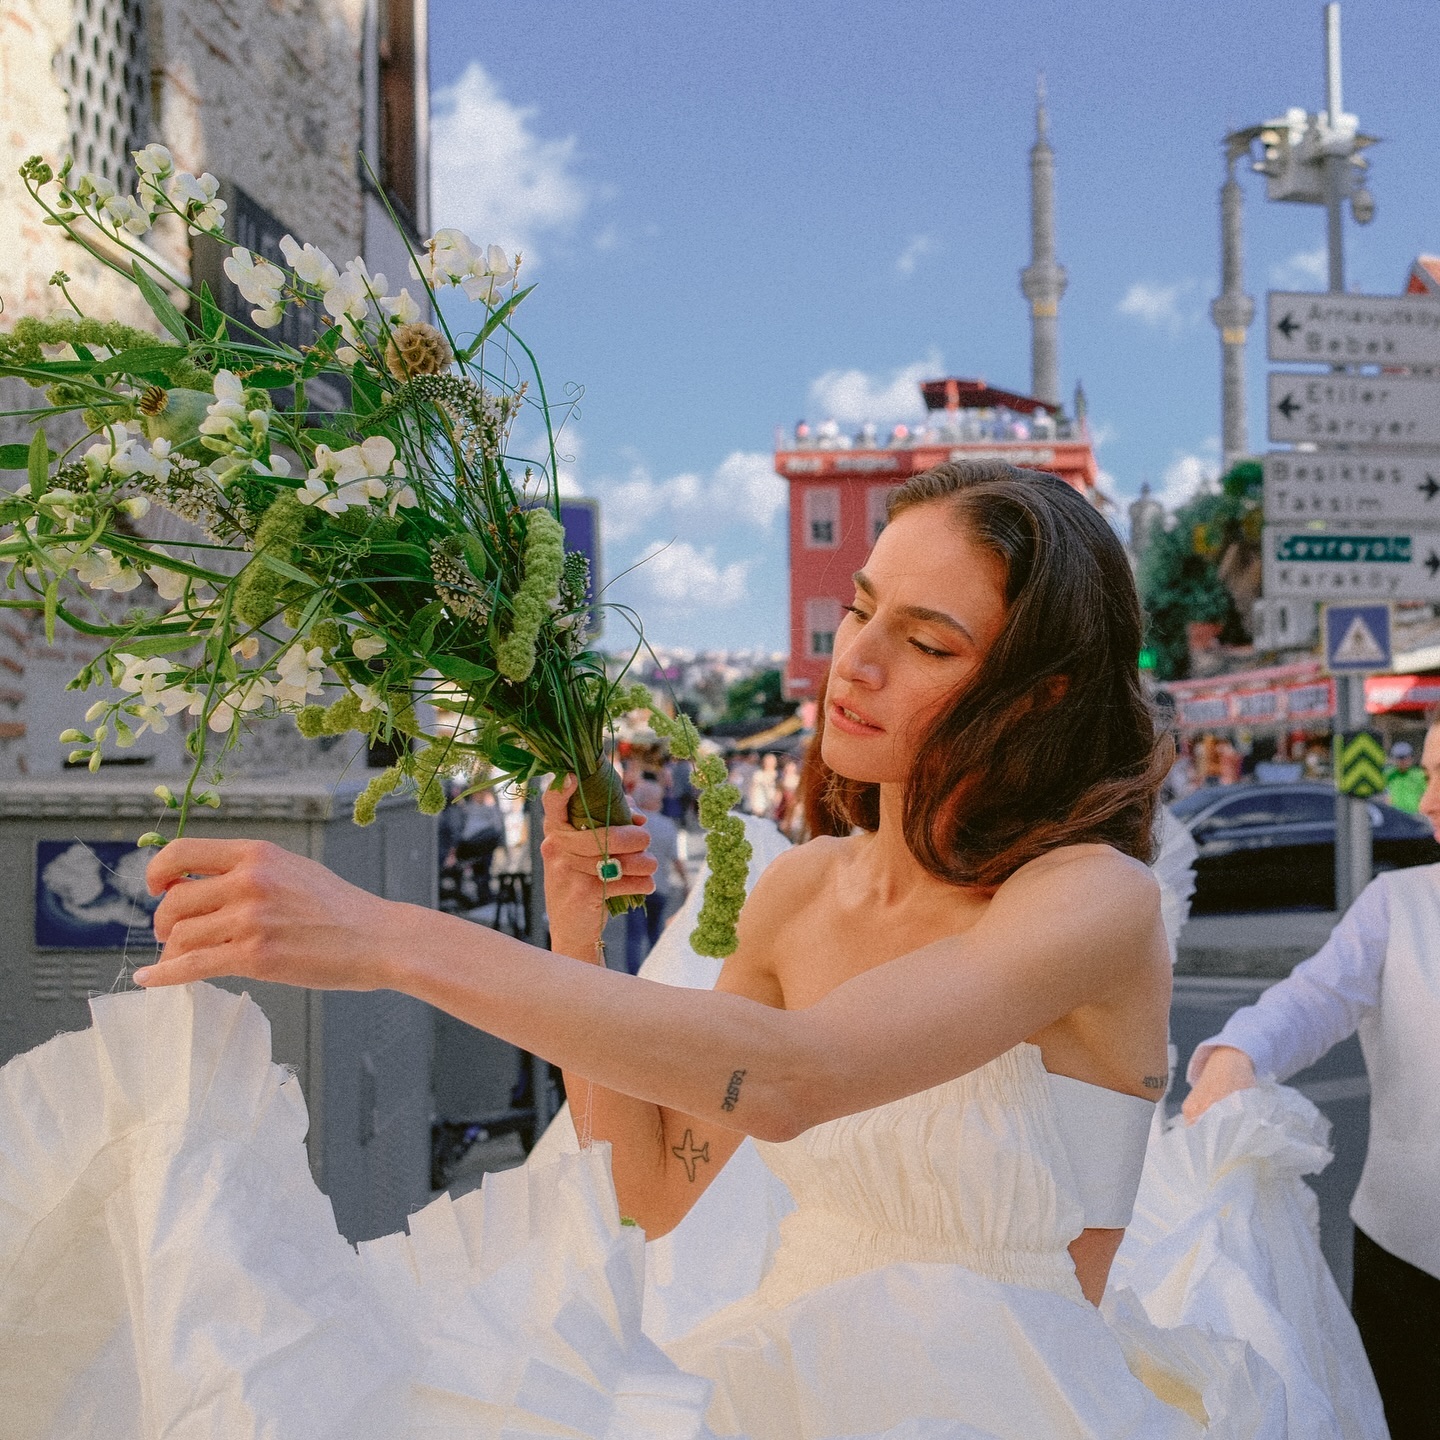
[{"x1": 384, "y1": 321, "x2": 454, "y2": 380}]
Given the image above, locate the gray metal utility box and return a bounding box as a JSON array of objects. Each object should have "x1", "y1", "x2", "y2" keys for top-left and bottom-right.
[{"x1": 0, "y1": 772, "x2": 437, "y2": 1243}]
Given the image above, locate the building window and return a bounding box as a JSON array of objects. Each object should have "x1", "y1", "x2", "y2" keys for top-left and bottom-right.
[
  {"x1": 867, "y1": 485, "x2": 899, "y2": 544},
  {"x1": 805, "y1": 597, "x2": 842, "y2": 659},
  {"x1": 59, "y1": 0, "x2": 149, "y2": 192},
  {"x1": 804, "y1": 487, "x2": 840, "y2": 549},
  {"x1": 377, "y1": 0, "x2": 419, "y2": 228}
]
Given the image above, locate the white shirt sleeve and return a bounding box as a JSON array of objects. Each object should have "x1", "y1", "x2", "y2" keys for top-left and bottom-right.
[{"x1": 1186, "y1": 876, "x2": 1390, "y2": 1085}]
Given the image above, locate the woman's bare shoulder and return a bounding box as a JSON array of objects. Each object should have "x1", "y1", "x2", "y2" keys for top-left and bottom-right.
[
  {"x1": 991, "y1": 844, "x2": 1162, "y2": 945},
  {"x1": 742, "y1": 833, "x2": 849, "y2": 914}
]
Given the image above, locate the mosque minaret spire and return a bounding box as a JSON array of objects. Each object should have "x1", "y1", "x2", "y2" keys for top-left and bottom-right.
[{"x1": 1019, "y1": 74, "x2": 1067, "y2": 409}]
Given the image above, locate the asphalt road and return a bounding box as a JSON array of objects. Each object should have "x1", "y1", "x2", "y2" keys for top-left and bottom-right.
[{"x1": 1170, "y1": 974, "x2": 1369, "y2": 1300}]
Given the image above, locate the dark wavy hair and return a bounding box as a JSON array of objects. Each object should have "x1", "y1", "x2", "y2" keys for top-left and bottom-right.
[{"x1": 808, "y1": 459, "x2": 1171, "y2": 884}]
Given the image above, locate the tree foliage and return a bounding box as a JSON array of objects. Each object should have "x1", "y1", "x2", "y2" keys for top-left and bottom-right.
[{"x1": 1137, "y1": 461, "x2": 1263, "y2": 680}]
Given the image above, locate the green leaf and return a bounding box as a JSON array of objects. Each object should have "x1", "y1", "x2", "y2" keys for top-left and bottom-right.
[
  {"x1": 43, "y1": 578, "x2": 58, "y2": 645},
  {"x1": 406, "y1": 599, "x2": 444, "y2": 652},
  {"x1": 27, "y1": 428, "x2": 48, "y2": 499},
  {"x1": 433, "y1": 654, "x2": 495, "y2": 689},
  {"x1": 0, "y1": 498, "x2": 30, "y2": 526},
  {"x1": 458, "y1": 286, "x2": 536, "y2": 360},
  {"x1": 0, "y1": 443, "x2": 46, "y2": 470},
  {"x1": 199, "y1": 281, "x2": 227, "y2": 343},
  {"x1": 349, "y1": 365, "x2": 382, "y2": 416},
  {"x1": 243, "y1": 367, "x2": 299, "y2": 391},
  {"x1": 93, "y1": 345, "x2": 189, "y2": 376},
  {"x1": 130, "y1": 261, "x2": 189, "y2": 342},
  {"x1": 257, "y1": 552, "x2": 316, "y2": 587}
]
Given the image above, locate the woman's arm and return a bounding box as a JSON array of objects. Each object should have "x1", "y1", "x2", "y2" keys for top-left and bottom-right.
[{"x1": 138, "y1": 836, "x2": 1162, "y2": 1149}]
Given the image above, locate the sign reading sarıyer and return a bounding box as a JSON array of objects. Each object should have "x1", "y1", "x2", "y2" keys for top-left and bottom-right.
[{"x1": 1268, "y1": 372, "x2": 1440, "y2": 447}]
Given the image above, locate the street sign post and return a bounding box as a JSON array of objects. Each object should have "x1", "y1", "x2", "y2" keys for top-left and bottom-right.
[
  {"x1": 1267, "y1": 290, "x2": 1440, "y2": 367},
  {"x1": 1268, "y1": 371, "x2": 1440, "y2": 446},
  {"x1": 1323, "y1": 602, "x2": 1392, "y2": 672},
  {"x1": 1263, "y1": 526, "x2": 1440, "y2": 601},
  {"x1": 1263, "y1": 451, "x2": 1440, "y2": 523}
]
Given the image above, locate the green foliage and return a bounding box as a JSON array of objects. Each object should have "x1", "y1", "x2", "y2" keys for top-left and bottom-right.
[
  {"x1": 1137, "y1": 462, "x2": 1262, "y2": 681},
  {"x1": 722, "y1": 668, "x2": 796, "y2": 724}
]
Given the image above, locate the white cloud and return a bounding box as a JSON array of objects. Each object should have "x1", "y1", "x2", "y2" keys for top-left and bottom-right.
[
  {"x1": 1117, "y1": 280, "x2": 1197, "y2": 335},
  {"x1": 896, "y1": 234, "x2": 937, "y2": 276},
  {"x1": 592, "y1": 223, "x2": 621, "y2": 252},
  {"x1": 635, "y1": 540, "x2": 751, "y2": 609},
  {"x1": 1270, "y1": 246, "x2": 1327, "y2": 290},
  {"x1": 430, "y1": 62, "x2": 588, "y2": 261},
  {"x1": 590, "y1": 451, "x2": 783, "y2": 541},
  {"x1": 807, "y1": 350, "x2": 941, "y2": 426},
  {"x1": 1155, "y1": 443, "x2": 1221, "y2": 510}
]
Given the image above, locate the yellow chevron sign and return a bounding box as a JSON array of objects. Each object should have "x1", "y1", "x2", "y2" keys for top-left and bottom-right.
[{"x1": 1335, "y1": 729, "x2": 1387, "y2": 798}]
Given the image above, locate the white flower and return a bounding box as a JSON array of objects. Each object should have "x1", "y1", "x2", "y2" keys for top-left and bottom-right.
[
  {"x1": 387, "y1": 483, "x2": 418, "y2": 518},
  {"x1": 208, "y1": 676, "x2": 272, "y2": 732},
  {"x1": 299, "y1": 436, "x2": 403, "y2": 514},
  {"x1": 223, "y1": 249, "x2": 286, "y2": 327},
  {"x1": 72, "y1": 171, "x2": 116, "y2": 203},
  {"x1": 101, "y1": 190, "x2": 151, "y2": 233},
  {"x1": 273, "y1": 644, "x2": 324, "y2": 704},
  {"x1": 120, "y1": 496, "x2": 151, "y2": 519},
  {"x1": 133, "y1": 144, "x2": 173, "y2": 178},
  {"x1": 74, "y1": 548, "x2": 142, "y2": 593},
  {"x1": 253, "y1": 453, "x2": 291, "y2": 478},
  {"x1": 142, "y1": 547, "x2": 189, "y2": 601},
  {"x1": 323, "y1": 259, "x2": 382, "y2": 333},
  {"x1": 354, "y1": 683, "x2": 384, "y2": 713},
  {"x1": 169, "y1": 170, "x2": 226, "y2": 233},
  {"x1": 110, "y1": 436, "x2": 173, "y2": 483},
  {"x1": 352, "y1": 634, "x2": 386, "y2": 660},
  {"x1": 232, "y1": 635, "x2": 260, "y2": 660},
  {"x1": 380, "y1": 288, "x2": 421, "y2": 325},
  {"x1": 460, "y1": 244, "x2": 517, "y2": 306},
  {"x1": 412, "y1": 228, "x2": 478, "y2": 288},
  {"x1": 199, "y1": 370, "x2": 249, "y2": 446},
  {"x1": 279, "y1": 234, "x2": 339, "y2": 290}
]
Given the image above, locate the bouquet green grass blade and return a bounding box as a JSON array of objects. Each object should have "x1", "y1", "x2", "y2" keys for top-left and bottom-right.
[{"x1": 0, "y1": 147, "x2": 749, "y2": 955}]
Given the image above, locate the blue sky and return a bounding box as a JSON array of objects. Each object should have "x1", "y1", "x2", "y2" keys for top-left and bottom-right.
[{"x1": 426, "y1": 0, "x2": 1440, "y2": 651}]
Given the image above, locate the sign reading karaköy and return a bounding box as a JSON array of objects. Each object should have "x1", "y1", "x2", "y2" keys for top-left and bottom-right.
[
  {"x1": 1267, "y1": 372, "x2": 1440, "y2": 446},
  {"x1": 1323, "y1": 603, "x2": 1392, "y2": 673},
  {"x1": 1266, "y1": 291, "x2": 1440, "y2": 368},
  {"x1": 1263, "y1": 452, "x2": 1440, "y2": 524},
  {"x1": 1263, "y1": 526, "x2": 1440, "y2": 601}
]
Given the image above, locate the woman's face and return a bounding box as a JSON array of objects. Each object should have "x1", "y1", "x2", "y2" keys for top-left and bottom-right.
[{"x1": 821, "y1": 503, "x2": 1009, "y2": 785}]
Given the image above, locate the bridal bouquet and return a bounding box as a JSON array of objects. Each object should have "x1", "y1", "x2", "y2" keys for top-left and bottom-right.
[{"x1": 0, "y1": 149, "x2": 749, "y2": 955}]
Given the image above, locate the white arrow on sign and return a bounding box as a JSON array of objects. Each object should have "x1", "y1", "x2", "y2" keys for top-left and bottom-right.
[
  {"x1": 1268, "y1": 372, "x2": 1440, "y2": 446},
  {"x1": 1263, "y1": 524, "x2": 1440, "y2": 601},
  {"x1": 1264, "y1": 452, "x2": 1440, "y2": 523},
  {"x1": 1267, "y1": 290, "x2": 1440, "y2": 368}
]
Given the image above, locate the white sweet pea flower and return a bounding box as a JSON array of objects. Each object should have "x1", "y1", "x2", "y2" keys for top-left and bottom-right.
[
  {"x1": 143, "y1": 547, "x2": 189, "y2": 601},
  {"x1": 110, "y1": 436, "x2": 173, "y2": 483},
  {"x1": 101, "y1": 193, "x2": 151, "y2": 234},
  {"x1": 411, "y1": 228, "x2": 477, "y2": 288},
  {"x1": 380, "y1": 288, "x2": 421, "y2": 325},
  {"x1": 323, "y1": 259, "x2": 382, "y2": 333},
  {"x1": 120, "y1": 496, "x2": 151, "y2": 519},
  {"x1": 300, "y1": 436, "x2": 403, "y2": 514},
  {"x1": 352, "y1": 634, "x2": 386, "y2": 661},
  {"x1": 72, "y1": 171, "x2": 116, "y2": 203},
  {"x1": 128, "y1": 703, "x2": 169, "y2": 738},
  {"x1": 279, "y1": 234, "x2": 339, "y2": 290},
  {"x1": 273, "y1": 644, "x2": 324, "y2": 704},
  {"x1": 199, "y1": 370, "x2": 249, "y2": 446},
  {"x1": 168, "y1": 170, "x2": 226, "y2": 233},
  {"x1": 253, "y1": 453, "x2": 291, "y2": 478},
  {"x1": 353, "y1": 683, "x2": 384, "y2": 713},
  {"x1": 387, "y1": 483, "x2": 418, "y2": 518},
  {"x1": 223, "y1": 249, "x2": 287, "y2": 327},
  {"x1": 460, "y1": 244, "x2": 517, "y2": 306},
  {"x1": 207, "y1": 676, "x2": 272, "y2": 732},
  {"x1": 133, "y1": 143, "x2": 173, "y2": 178},
  {"x1": 232, "y1": 635, "x2": 260, "y2": 660},
  {"x1": 74, "y1": 548, "x2": 142, "y2": 593}
]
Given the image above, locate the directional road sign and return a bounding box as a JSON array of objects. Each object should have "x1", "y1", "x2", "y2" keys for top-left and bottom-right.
[
  {"x1": 1263, "y1": 525, "x2": 1440, "y2": 601},
  {"x1": 1334, "y1": 730, "x2": 1387, "y2": 798},
  {"x1": 1323, "y1": 603, "x2": 1392, "y2": 673},
  {"x1": 1268, "y1": 371, "x2": 1440, "y2": 446},
  {"x1": 1263, "y1": 452, "x2": 1440, "y2": 524},
  {"x1": 1267, "y1": 291, "x2": 1440, "y2": 368}
]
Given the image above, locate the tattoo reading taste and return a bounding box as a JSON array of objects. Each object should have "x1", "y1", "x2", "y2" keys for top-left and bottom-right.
[{"x1": 721, "y1": 1069, "x2": 747, "y2": 1112}]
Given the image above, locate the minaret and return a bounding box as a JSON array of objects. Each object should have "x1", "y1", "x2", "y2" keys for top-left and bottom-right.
[
  {"x1": 1019, "y1": 76, "x2": 1067, "y2": 409},
  {"x1": 1210, "y1": 148, "x2": 1254, "y2": 471}
]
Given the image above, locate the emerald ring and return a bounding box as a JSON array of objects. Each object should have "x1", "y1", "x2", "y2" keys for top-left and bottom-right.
[{"x1": 596, "y1": 857, "x2": 623, "y2": 883}]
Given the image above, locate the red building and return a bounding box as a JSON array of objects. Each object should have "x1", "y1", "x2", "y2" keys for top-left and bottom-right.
[{"x1": 778, "y1": 377, "x2": 1099, "y2": 699}]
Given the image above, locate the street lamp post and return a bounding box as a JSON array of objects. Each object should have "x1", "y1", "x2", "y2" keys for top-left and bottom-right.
[{"x1": 1220, "y1": 2, "x2": 1379, "y2": 914}]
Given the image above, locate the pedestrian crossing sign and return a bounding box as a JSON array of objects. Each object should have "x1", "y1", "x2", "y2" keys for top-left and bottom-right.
[{"x1": 1323, "y1": 603, "x2": 1392, "y2": 674}]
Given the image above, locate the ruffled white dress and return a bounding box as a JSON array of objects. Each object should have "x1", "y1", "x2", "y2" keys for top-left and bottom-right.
[{"x1": 0, "y1": 816, "x2": 1385, "y2": 1439}]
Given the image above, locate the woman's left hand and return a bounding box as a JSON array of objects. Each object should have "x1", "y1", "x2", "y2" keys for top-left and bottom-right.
[{"x1": 133, "y1": 838, "x2": 403, "y2": 991}]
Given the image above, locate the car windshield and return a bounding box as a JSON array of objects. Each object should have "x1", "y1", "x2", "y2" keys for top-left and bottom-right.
[{"x1": 1169, "y1": 789, "x2": 1228, "y2": 819}]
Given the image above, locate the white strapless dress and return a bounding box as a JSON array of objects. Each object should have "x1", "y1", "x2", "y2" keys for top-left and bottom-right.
[{"x1": 0, "y1": 816, "x2": 1386, "y2": 1439}]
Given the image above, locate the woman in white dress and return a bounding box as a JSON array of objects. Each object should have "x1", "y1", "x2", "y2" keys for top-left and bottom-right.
[{"x1": 4, "y1": 460, "x2": 1365, "y2": 1437}]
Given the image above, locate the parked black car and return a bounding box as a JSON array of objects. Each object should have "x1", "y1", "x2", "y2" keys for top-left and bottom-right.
[{"x1": 1171, "y1": 782, "x2": 1440, "y2": 913}]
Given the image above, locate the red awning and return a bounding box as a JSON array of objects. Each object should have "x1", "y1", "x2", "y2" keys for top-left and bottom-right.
[{"x1": 1366, "y1": 674, "x2": 1440, "y2": 713}]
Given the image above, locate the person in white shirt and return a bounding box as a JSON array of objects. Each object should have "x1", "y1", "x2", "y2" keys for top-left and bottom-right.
[{"x1": 1185, "y1": 717, "x2": 1440, "y2": 1439}]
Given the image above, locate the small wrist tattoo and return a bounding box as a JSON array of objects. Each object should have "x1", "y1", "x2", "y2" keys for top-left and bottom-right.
[
  {"x1": 1142, "y1": 1075, "x2": 1167, "y2": 1090},
  {"x1": 720, "y1": 1068, "x2": 746, "y2": 1113}
]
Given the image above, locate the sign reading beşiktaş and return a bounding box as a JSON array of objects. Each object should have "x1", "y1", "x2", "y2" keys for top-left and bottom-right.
[
  {"x1": 1268, "y1": 372, "x2": 1440, "y2": 446},
  {"x1": 1267, "y1": 291, "x2": 1440, "y2": 368},
  {"x1": 1263, "y1": 452, "x2": 1440, "y2": 524},
  {"x1": 1263, "y1": 525, "x2": 1440, "y2": 601}
]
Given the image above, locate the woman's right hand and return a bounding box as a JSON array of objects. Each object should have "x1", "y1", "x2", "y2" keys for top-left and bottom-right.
[
  {"x1": 1181, "y1": 1045, "x2": 1257, "y2": 1123},
  {"x1": 540, "y1": 776, "x2": 657, "y2": 959}
]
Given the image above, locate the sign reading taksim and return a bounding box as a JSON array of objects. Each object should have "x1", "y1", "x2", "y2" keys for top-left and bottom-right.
[
  {"x1": 1263, "y1": 452, "x2": 1440, "y2": 524},
  {"x1": 1267, "y1": 372, "x2": 1440, "y2": 446},
  {"x1": 1323, "y1": 603, "x2": 1392, "y2": 673},
  {"x1": 1264, "y1": 526, "x2": 1440, "y2": 601},
  {"x1": 1267, "y1": 291, "x2": 1440, "y2": 368}
]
